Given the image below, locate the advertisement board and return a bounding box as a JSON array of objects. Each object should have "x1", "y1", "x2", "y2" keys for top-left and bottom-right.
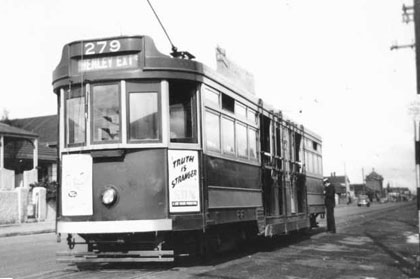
[
  {"x1": 61, "y1": 154, "x2": 93, "y2": 216},
  {"x1": 168, "y1": 150, "x2": 200, "y2": 213}
]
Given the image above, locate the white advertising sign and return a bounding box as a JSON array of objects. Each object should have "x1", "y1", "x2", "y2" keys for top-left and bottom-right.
[
  {"x1": 168, "y1": 150, "x2": 200, "y2": 213},
  {"x1": 61, "y1": 154, "x2": 93, "y2": 216}
]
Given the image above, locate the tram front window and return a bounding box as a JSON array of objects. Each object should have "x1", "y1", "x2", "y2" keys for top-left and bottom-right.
[
  {"x1": 129, "y1": 92, "x2": 159, "y2": 141},
  {"x1": 92, "y1": 84, "x2": 121, "y2": 143},
  {"x1": 65, "y1": 87, "x2": 85, "y2": 146}
]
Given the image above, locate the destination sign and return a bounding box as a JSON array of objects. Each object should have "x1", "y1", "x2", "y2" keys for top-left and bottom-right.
[{"x1": 77, "y1": 54, "x2": 138, "y2": 73}]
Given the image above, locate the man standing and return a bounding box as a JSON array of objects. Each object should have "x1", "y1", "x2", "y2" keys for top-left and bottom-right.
[{"x1": 323, "y1": 178, "x2": 336, "y2": 233}]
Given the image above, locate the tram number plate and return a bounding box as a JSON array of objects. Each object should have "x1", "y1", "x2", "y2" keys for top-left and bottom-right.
[{"x1": 84, "y1": 40, "x2": 121, "y2": 55}]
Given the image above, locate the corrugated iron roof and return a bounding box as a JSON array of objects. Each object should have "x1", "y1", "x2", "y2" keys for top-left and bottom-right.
[
  {"x1": 0, "y1": 122, "x2": 37, "y2": 138},
  {"x1": 10, "y1": 115, "x2": 57, "y2": 143}
]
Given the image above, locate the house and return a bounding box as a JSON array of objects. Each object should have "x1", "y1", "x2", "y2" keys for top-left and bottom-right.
[
  {"x1": 9, "y1": 115, "x2": 57, "y2": 184},
  {"x1": 0, "y1": 115, "x2": 57, "y2": 224}
]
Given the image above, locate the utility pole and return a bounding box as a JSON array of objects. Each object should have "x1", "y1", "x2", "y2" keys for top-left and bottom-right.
[{"x1": 392, "y1": 0, "x2": 420, "y2": 269}]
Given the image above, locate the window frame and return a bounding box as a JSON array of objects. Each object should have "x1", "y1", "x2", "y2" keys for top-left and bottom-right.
[
  {"x1": 128, "y1": 91, "x2": 161, "y2": 143},
  {"x1": 204, "y1": 109, "x2": 221, "y2": 152},
  {"x1": 90, "y1": 82, "x2": 122, "y2": 145},
  {"x1": 169, "y1": 81, "x2": 199, "y2": 144},
  {"x1": 126, "y1": 81, "x2": 162, "y2": 144},
  {"x1": 64, "y1": 86, "x2": 86, "y2": 147},
  {"x1": 221, "y1": 115, "x2": 236, "y2": 156}
]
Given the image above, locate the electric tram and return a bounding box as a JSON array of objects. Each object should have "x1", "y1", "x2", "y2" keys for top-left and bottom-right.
[{"x1": 53, "y1": 35, "x2": 324, "y2": 263}]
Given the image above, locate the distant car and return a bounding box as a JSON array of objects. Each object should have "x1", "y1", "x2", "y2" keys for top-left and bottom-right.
[{"x1": 357, "y1": 195, "x2": 370, "y2": 207}]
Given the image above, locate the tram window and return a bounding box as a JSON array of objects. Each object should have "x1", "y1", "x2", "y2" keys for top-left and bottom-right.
[
  {"x1": 129, "y1": 92, "x2": 159, "y2": 141},
  {"x1": 247, "y1": 109, "x2": 257, "y2": 124},
  {"x1": 260, "y1": 116, "x2": 270, "y2": 153},
  {"x1": 222, "y1": 117, "x2": 235, "y2": 154},
  {"x1": 169, "y1": 82, "x2": 197, "y2": 143},
  {"x1": 65, "y1": 87, "x2": 85, "y2": 146},
  {"x1": 235, "y1": 102, "x2": 246, "y2": 119},
  {"x1": 312, "y1": 141, "x2": 318, "y2": 151},
  {"x1": 276, "y1": 127, "x2": 281, "y2": 157},
  {"x1": 222, "y1": 94, "x2": 234, "y2": 113},
  {"x1": 92, "y1": 84, "x2": 120, "y2": 143},
  {"x1": 205, "y1": 111, "x2": 220, "y2": 151},
  {"x1": 237, "y1": 123, "x2": 248, "y2": 158},
  {"x1": 204, "y1": 88, "x2": 219, "y2": 107},
  {"x1": 249, "y1": 128, "x2": 258, "y2": 160}
]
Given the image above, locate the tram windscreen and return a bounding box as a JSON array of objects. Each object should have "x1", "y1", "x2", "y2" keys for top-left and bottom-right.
[
  {"x1": 129, "y1": 92, "x2": 159, "y2": 140},
  {"x1": 92, "y1": 84, "x2": 121, "y2": 142},
  {"x1": 65, "y1": 87, "x2": 85, "y2": 145}
]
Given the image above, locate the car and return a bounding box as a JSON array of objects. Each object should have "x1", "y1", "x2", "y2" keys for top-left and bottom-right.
[{"x1": 357, "y1": 195, "x2": 370, "y2": 207}]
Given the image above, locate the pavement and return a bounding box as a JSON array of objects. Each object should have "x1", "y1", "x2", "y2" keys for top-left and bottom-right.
[{"x1": 0, "y1": 219, "x2": 55, "y2": 237}]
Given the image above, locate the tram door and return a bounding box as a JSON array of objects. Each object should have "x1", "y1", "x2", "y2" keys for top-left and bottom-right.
[
  {"x1": 287, "y1": 127, "x2": 306, "y2": 215},
  {"x1": 261, "y1": 114, "x2": 282, "y2": 217},
  {"x1": 283, "y1": 126, "x2": 295, "y2": 215}
]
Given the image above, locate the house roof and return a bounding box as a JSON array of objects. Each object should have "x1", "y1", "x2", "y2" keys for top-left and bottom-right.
[
  {"x1": 10, "y1": 115, "x2": 57, "y2": 144},
  {"x1": 0, "y1": 122, "x2": 37, "y2": 138},
  {"x1": 3, "y1": 115, "x2": 58, "y2": 162},
  {"x1": 366, "y1": 170, "x2": 383, "y2": 181},
  {"x1": 4, "y1": 140, "x2": 56, "y2": 161}
]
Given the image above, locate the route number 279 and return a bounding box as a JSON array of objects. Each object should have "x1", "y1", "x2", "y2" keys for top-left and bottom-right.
[{"x1": 84, "y1": 40, "x2": 121, "y2": 55}]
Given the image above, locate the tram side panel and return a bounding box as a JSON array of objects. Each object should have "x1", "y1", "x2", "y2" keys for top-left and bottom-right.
[{"x1": 204, "y1": 155, "x2": 262, "y2": 226}]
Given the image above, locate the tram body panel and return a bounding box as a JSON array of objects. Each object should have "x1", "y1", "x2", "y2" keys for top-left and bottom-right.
[
  {"x1": 204, "y1": 155, "x2": 262, "y2": 225},
  {"x1": 57, "y1": 149, "x2": 171, "y2": 234}
]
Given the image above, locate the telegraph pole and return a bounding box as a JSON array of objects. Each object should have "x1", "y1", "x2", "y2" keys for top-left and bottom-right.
[{"x1": 392, "y1": 0, "x2": 420, "y2": 268}]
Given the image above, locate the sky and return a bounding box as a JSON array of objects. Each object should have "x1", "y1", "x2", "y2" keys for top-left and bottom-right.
[{"x1": 0, "y1": 0, "x2": 417, "y2": 191}]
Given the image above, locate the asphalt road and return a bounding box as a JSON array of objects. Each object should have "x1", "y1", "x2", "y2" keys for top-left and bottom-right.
[{"x1": 0, "y1": 201, "x2": 417, "y2": 279}]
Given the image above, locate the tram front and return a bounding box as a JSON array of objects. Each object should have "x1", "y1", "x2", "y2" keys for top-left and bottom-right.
[{"x1": 53, "y1": 36, "x2": 203, "y2": 262}]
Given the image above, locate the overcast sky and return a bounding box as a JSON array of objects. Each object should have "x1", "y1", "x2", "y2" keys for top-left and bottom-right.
[{"x1": 0, "y1": 0, "x2": 417, "y2": 190}]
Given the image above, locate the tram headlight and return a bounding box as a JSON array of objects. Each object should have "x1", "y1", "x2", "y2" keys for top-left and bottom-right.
[{"x1": 102, "y1": 188, "x2": 118, "y2": 206}]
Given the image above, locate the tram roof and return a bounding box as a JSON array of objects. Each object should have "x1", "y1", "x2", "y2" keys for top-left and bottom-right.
[
  {"x1": 52, "y1": 35, "x2": 322, "y2": 141},
  {"x1": 53, "y1": 36, "x2": 259, "y2": 102}
]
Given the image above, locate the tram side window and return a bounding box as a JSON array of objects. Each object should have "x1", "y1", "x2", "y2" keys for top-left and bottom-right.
[
  {"x1": 222, "y1": 117, "x2": 235, "y2": 155},
  {"x1": 204, "y1": 88, "x2": 219, "y2": 107},
  {"x1": 205, "y1": 111, "x2": 220, "y2": 151},
  {"x1": 65, "y1": 87, "x2": 85, "y2": 146},
  {"x1": 237, "y1": 123, "x2": 248, "y2": 158},
  {"x1": 249, "y1": 128, "x2": 258, "y2": 160},
  {"x1": 92, "y1": 84, "x2": 121, "y2": 143},
  {"x1": 169, "y1": 82, "x2": 197, "y2": 143},
  {"x1": 129, "y1": 92, "x2": 159, "y2": 141},
  {"x1": 222, "y1": 94, "x2": 234, "y2": 113}
]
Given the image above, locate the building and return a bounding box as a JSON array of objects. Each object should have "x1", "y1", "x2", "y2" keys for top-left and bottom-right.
[
  {"x1": 365, "y1": 169, "x2": 384, "y2": 198},
  {"x1": 9, "y1": 115, "x2": 57, "y2": 183},
  {"x1": 0, "y1": 115, "x2": 57, "y2": 224},
  {"x1": 350, "y1": 183, "x2": 367, "y2": 196}
]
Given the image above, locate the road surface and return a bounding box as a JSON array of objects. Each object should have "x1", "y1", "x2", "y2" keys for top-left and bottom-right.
[{"x1": 0, "y1": 201, "x2": 417, "y2": 278}]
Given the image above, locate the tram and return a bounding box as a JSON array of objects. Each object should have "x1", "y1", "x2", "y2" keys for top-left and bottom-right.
[{"x1": 53, "y1": 35, "x2": 324, "y2": 263}]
